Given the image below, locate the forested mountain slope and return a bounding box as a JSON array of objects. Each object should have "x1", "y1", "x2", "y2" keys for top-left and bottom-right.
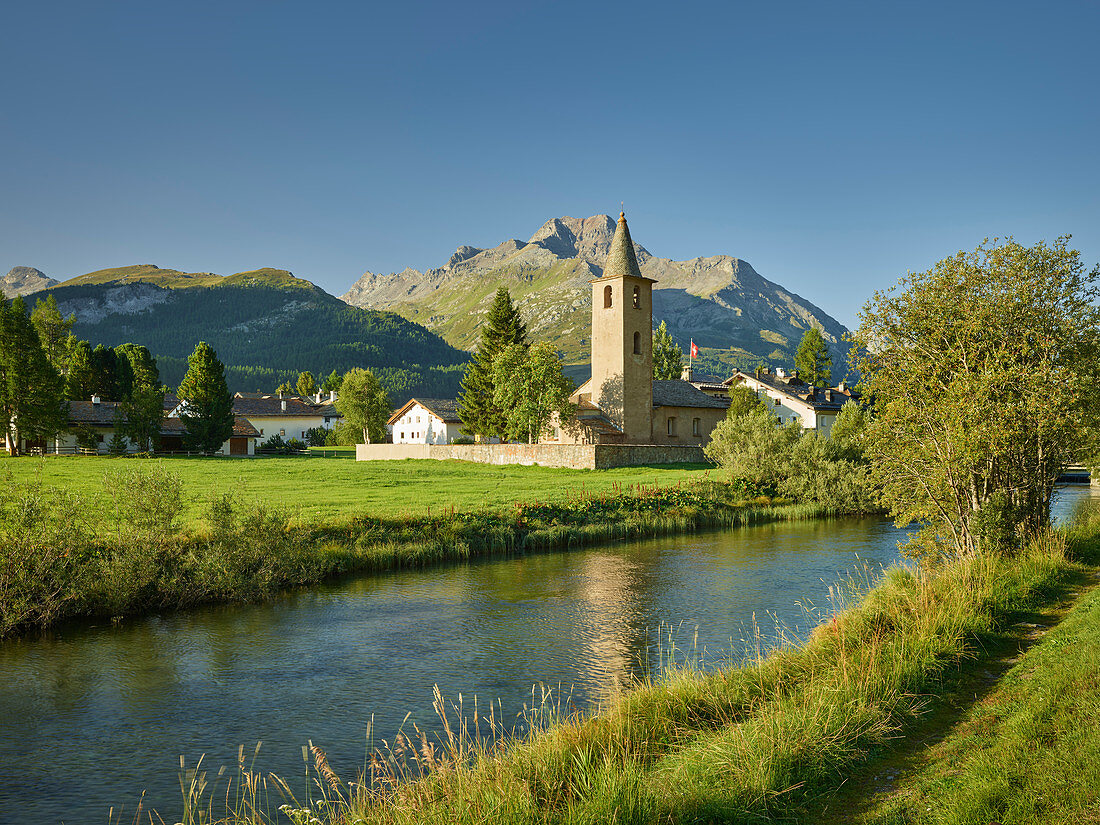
[{"x1": 37, "y1": 265, "x2": 468, "y2": 397}]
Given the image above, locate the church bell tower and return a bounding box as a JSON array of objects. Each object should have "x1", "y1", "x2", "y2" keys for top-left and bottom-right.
[{"x1": 589, "y1": 212, "x2": 655, "y2": 443}]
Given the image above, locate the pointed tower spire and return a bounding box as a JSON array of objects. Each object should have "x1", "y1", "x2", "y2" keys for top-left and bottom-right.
[{"x1": 603, "y1": 211, "x2": 643, "y2": 279}]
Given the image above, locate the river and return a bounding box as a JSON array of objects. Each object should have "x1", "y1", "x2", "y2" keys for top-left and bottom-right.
[{"x1": 1, "y1": 486, "x2": 1094, "y2": 824}]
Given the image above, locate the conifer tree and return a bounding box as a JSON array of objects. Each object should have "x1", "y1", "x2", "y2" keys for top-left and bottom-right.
[
  {"x1": 794, "y1": 327, "x2": 832, "y2": 386},
  {"x1": 296, "y1": 371, "x2": 317, "y2": 397},
  {"x1": 321, "y1": 370, "x2": 342, "y2": 393},
  {"x1": 30, "y1": 294, "x2": 75, "y2": 374},
  {"x1": 652, "y1": 321, "x2": 684, "y2": 380},
  {"x1": 458, "y1": 287, "x2": 528, "y2": 440},
  {"x1": 0, "y1": 297, "x2": 68, "y2": 454},
  {"x1": 177, "y1": 342, "x2": 234, "y2": 453}
]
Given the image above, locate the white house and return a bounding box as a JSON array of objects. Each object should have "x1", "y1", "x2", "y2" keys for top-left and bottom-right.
[
  {"x1": 167, "y1": 394, "x2": 332, "y2": 443},
  {"x1": 388, "y1": 398, "x2": 466, "y2": 445},
  {"x1": 724, "y1": 368, "x2": 860, "y2": 436}
]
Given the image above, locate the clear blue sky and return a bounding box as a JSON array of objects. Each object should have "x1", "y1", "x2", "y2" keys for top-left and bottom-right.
[{"x1": 3, "y1": 1, "x2": 1097, "y2": 327}]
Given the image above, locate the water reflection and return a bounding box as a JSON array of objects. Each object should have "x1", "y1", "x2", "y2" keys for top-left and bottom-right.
[{"x1": 2, "y1": 487, "x2": 1092, "y2": 825}]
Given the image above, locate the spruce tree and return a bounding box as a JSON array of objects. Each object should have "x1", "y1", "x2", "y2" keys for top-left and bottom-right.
[
  {"x1": 458, "y1": 287, "x2": 528, "y2": 440},
  {"x1": 177, "y1": 342, "x2": 235, "y2": 454},
  {"x1": 30, "y1": 294, "x2": 75, "y2": 374},
  {"x1": 90, "y1": 344, "x2": 120, "y2": 400},
  {"x1": 117, "y1": 344, "x2": 165, "y2": 451},
  {"x1": 0, "y1": 296, "x2": 67, "y2": 454},
  {"x1": 652, "y1": 321, "x2": 684, "y2": 380},
  {"x1": 794, "y1": 327, "x2": 832, "y2": 386}
]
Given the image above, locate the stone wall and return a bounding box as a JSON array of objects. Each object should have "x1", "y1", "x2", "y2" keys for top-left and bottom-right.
[{"x1": 355, "y1": 443, "x2": 709, "y2": 469}]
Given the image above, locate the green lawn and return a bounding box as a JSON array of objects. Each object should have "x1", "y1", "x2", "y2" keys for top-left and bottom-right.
[
  {"x1": 856, "y1": 575, "x2": 1100, "y2": 825},
  {"x1": 0, "y1": 455, "x2": 715, "y2": 524}
]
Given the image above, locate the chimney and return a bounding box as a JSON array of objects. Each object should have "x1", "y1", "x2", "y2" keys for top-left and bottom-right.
[
  {"x1": 313, "y1": 392, "x2": 321, "y2": 404},
  {"x1": 681, "y1": 364, "x2": 693, "y2": 382},
  {"x1": 278, "y1": 389, "x2": 283, "y2": 399},
  {"x1": 826, "y1": 389, "x2": 834, "y2": 402},
  {"x1": 281, "y1": 399, "x2": 287, "y2": 412},
  {"x1": 776, "y1": 367, "x2": 787, "y2": 379},
  {"x1": 838, "y1": 381, "x2": 847, "y2": 393},
  {"x1": 91, "y1": 395, "x2": 101, "y2": 405}
]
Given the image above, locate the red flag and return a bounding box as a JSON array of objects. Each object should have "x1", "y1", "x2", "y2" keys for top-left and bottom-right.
[{"x1": 690, "y1": 340, "x2": 699, "y2": 359}]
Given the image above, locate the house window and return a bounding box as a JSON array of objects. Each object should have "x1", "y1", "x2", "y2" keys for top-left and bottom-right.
[
  {"x1": 667, "y1": 417, "x2": 677, "y2": 436},
  {"x1": 692, "y1": 417, "x2": 701, "y2": 436},
  {"x1": 632, "y1": 285, "x2": 640, "y2": 309},
  {"x1": 604, "y1": 284, "x2": 613, "y2": 308},
  {"x1": 280, "y1": 429, "x2": 285, "y2": 436},
  {"x1": 633, "y1": 331, "x2": 641, "y2": 354},
  {"x1": 400, "y1": 432, "x2": 404, "y2": 439}
]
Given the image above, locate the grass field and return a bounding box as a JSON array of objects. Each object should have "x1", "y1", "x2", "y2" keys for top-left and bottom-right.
[{"x1": 0, "y1": 454, "x2": 714, "y2": 524}]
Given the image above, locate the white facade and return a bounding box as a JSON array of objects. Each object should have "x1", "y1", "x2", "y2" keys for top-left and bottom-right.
[
  {"x1": 730, "y1": 372, "x2": 842, "y2": 434},
  {"x1": 391, "y1": 402, "x2": 464, "y2": 445}
]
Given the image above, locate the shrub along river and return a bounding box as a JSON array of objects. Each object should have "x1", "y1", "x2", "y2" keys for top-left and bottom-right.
[{"x1": 2, "y1": 486, "x2": 1094, "y2": 824}]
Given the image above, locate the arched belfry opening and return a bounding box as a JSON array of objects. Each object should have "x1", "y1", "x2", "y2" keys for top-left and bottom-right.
[
  {"x1": 604, "y1": 284, "x2": 613, "y2": 308},
  {"x1": 632, "y1": 285, "x2": 640, "y2": 309}
]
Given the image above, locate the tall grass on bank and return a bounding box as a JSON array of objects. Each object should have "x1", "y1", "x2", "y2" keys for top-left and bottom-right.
[
  {"x1": 168, "y1": 510, "x2": 1099, "y2": 825},
  {"x1": 0, "y1": 466, "x2": 816, "y2": 638}
]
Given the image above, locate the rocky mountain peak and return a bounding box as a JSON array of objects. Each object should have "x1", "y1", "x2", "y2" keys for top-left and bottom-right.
[{"x1": 2, "y1": 266, "x2": 59, "y2": 298}]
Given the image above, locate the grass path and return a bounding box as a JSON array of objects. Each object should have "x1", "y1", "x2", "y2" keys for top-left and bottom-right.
[
  {"x1": 0, "y1": 455, "x2": 713, "y2": 524},
  {"x1": 814, "y1": 567, "x2": 1100, "y2": 824}
]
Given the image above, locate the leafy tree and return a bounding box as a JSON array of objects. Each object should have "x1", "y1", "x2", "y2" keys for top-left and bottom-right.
[
  {"x1": 65, "y1": 340, "x2": 95, "y2": 401},
  {"x1": 335, "y1": 368, "x2": 391, "y2": 444},
  {"x1": 852, "y1": 237, "x2": 1100, "y2": 558},
  {"x1": 296, "y1": 371, "x2": 317, "y2": 397},
  {"x1": 0, "y1": 297, "x2": 68, "y2": 453},
  {"x1": 30, "y1": 294, "x2": 75, "y2": 374},
  {"x1": 491, "y1": 342, "x2": 575, "y2": 443},
  {"x1": 727, "y1": 383, "x2": 768, "y2": 418},
  {"x1": 794, "y1": 327, "x2": 832, "y2": 386},
  {"x1": 458, "y1": 287, "x2": 528, "y2": 440},
  {"x1": 276, "y1": 380, "x2": 294, "y2": 395},
  {"x1": 121, "y1": 382, "x2": 166, "y2": 452},
  {"x1": 320, "y1": 370, "x2": 342, "y2": 393},
  {"x1": 652, "y1": 321, "x2": 684, "y2": 380},
  {"x1": 115, "y1": 344, "x2": 160, "y2": 395},
  {"x1": 177, "y1": 342, "x2": 235, "y2": 453},
  {"x1": 90, "y1": 344, "x2": 120, "y2": 400},
  {"x1": 830, "y1": 399, "x2": 871, "y2": 461},
  {"x1": 704, "y1": 407, "x2": 802, "y2": 489}
]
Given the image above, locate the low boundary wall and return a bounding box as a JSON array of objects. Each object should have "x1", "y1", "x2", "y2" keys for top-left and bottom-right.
[{"x1": 355, "y1": 443, "x2": 709, "y2": 469}]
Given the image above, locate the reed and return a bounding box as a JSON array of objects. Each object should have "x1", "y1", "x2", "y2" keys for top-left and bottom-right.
[{"x1": 0, "y1": 469, "x2": 828, "y2": 638}]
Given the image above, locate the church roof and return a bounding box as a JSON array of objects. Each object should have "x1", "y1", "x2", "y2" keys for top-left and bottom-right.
[
  {"x1": 598, "y1": 211, "x2": 654, "y2": 282},
  {"x1": 652, "y1": 380, "x2": 729, "y2": 409}
]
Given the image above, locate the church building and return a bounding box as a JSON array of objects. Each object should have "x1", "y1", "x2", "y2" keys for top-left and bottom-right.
[{"x1": 545, "y1": 212, "x2": 727, "y2": 446}]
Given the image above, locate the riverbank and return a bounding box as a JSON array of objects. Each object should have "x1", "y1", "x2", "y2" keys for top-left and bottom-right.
[
  {"x1": 0, "y1": 463, "x2": 833, "y2": 638},
  {"x1": 235, "y1": 506, "x2": 1100, "y2": 825}
]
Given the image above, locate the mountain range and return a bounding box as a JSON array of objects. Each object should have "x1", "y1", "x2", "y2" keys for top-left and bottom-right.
[
  {"x1": 341, "y1": 214, "x2": 850, "y2": 377},
  {"x1": 5, "y1": 214, "x2": 850, "y2": 396},
  {"x1": 7, "y1": 265, "x2": 468, "y2": 397}
]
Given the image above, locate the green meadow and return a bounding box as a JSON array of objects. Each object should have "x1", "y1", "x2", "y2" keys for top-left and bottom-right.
[{"x1": 0, "y1": 454, "x2": 713, "y2": 524}]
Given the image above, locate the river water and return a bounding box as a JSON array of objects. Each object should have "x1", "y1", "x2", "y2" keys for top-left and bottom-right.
[{"x1": 2, "y1": 486, "x2": 1095, "y2": 824}]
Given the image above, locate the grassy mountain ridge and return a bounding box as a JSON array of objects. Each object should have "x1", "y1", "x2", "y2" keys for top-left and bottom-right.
[{"x1": 37, "y1": 266, "x2": 468, "y2": 398}]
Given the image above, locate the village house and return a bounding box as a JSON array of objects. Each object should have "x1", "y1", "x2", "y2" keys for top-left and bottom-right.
[
  {"x1": 388, "y1": 398, "x2": 466, "y2": 444},
  {"x1": 21, "y1": 396, "x2": 262, "y2": 455},
  {"x1": 724, "y1": 367, "x2": 860, "y2": 435},
  {"x1": 186, "y1": 392, "x2": 340, "y2": 442}
]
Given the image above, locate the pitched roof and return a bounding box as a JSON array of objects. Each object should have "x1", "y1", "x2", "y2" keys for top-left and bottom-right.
[
  {"x1": 387, "y1": 397, "x2": 461, "y2": 425},
  {"x1": 230, "y1": 397, "x2": 320, "y2": 417},
  {"x1": 596, "y1": 212, "x2": 654, "y2": 282},
  {"x1": 68, "y1": 400, "x2": 124, "y2": 426},
  {"x1": 652, "y1": 380, "x2": 729, "y2": 409},
  {"x1": 232, "y1": 416, "x2": 261, "y2": 437},
  {"x1": 726, "y1": 370, "x2": 860, "y2": 412}
]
